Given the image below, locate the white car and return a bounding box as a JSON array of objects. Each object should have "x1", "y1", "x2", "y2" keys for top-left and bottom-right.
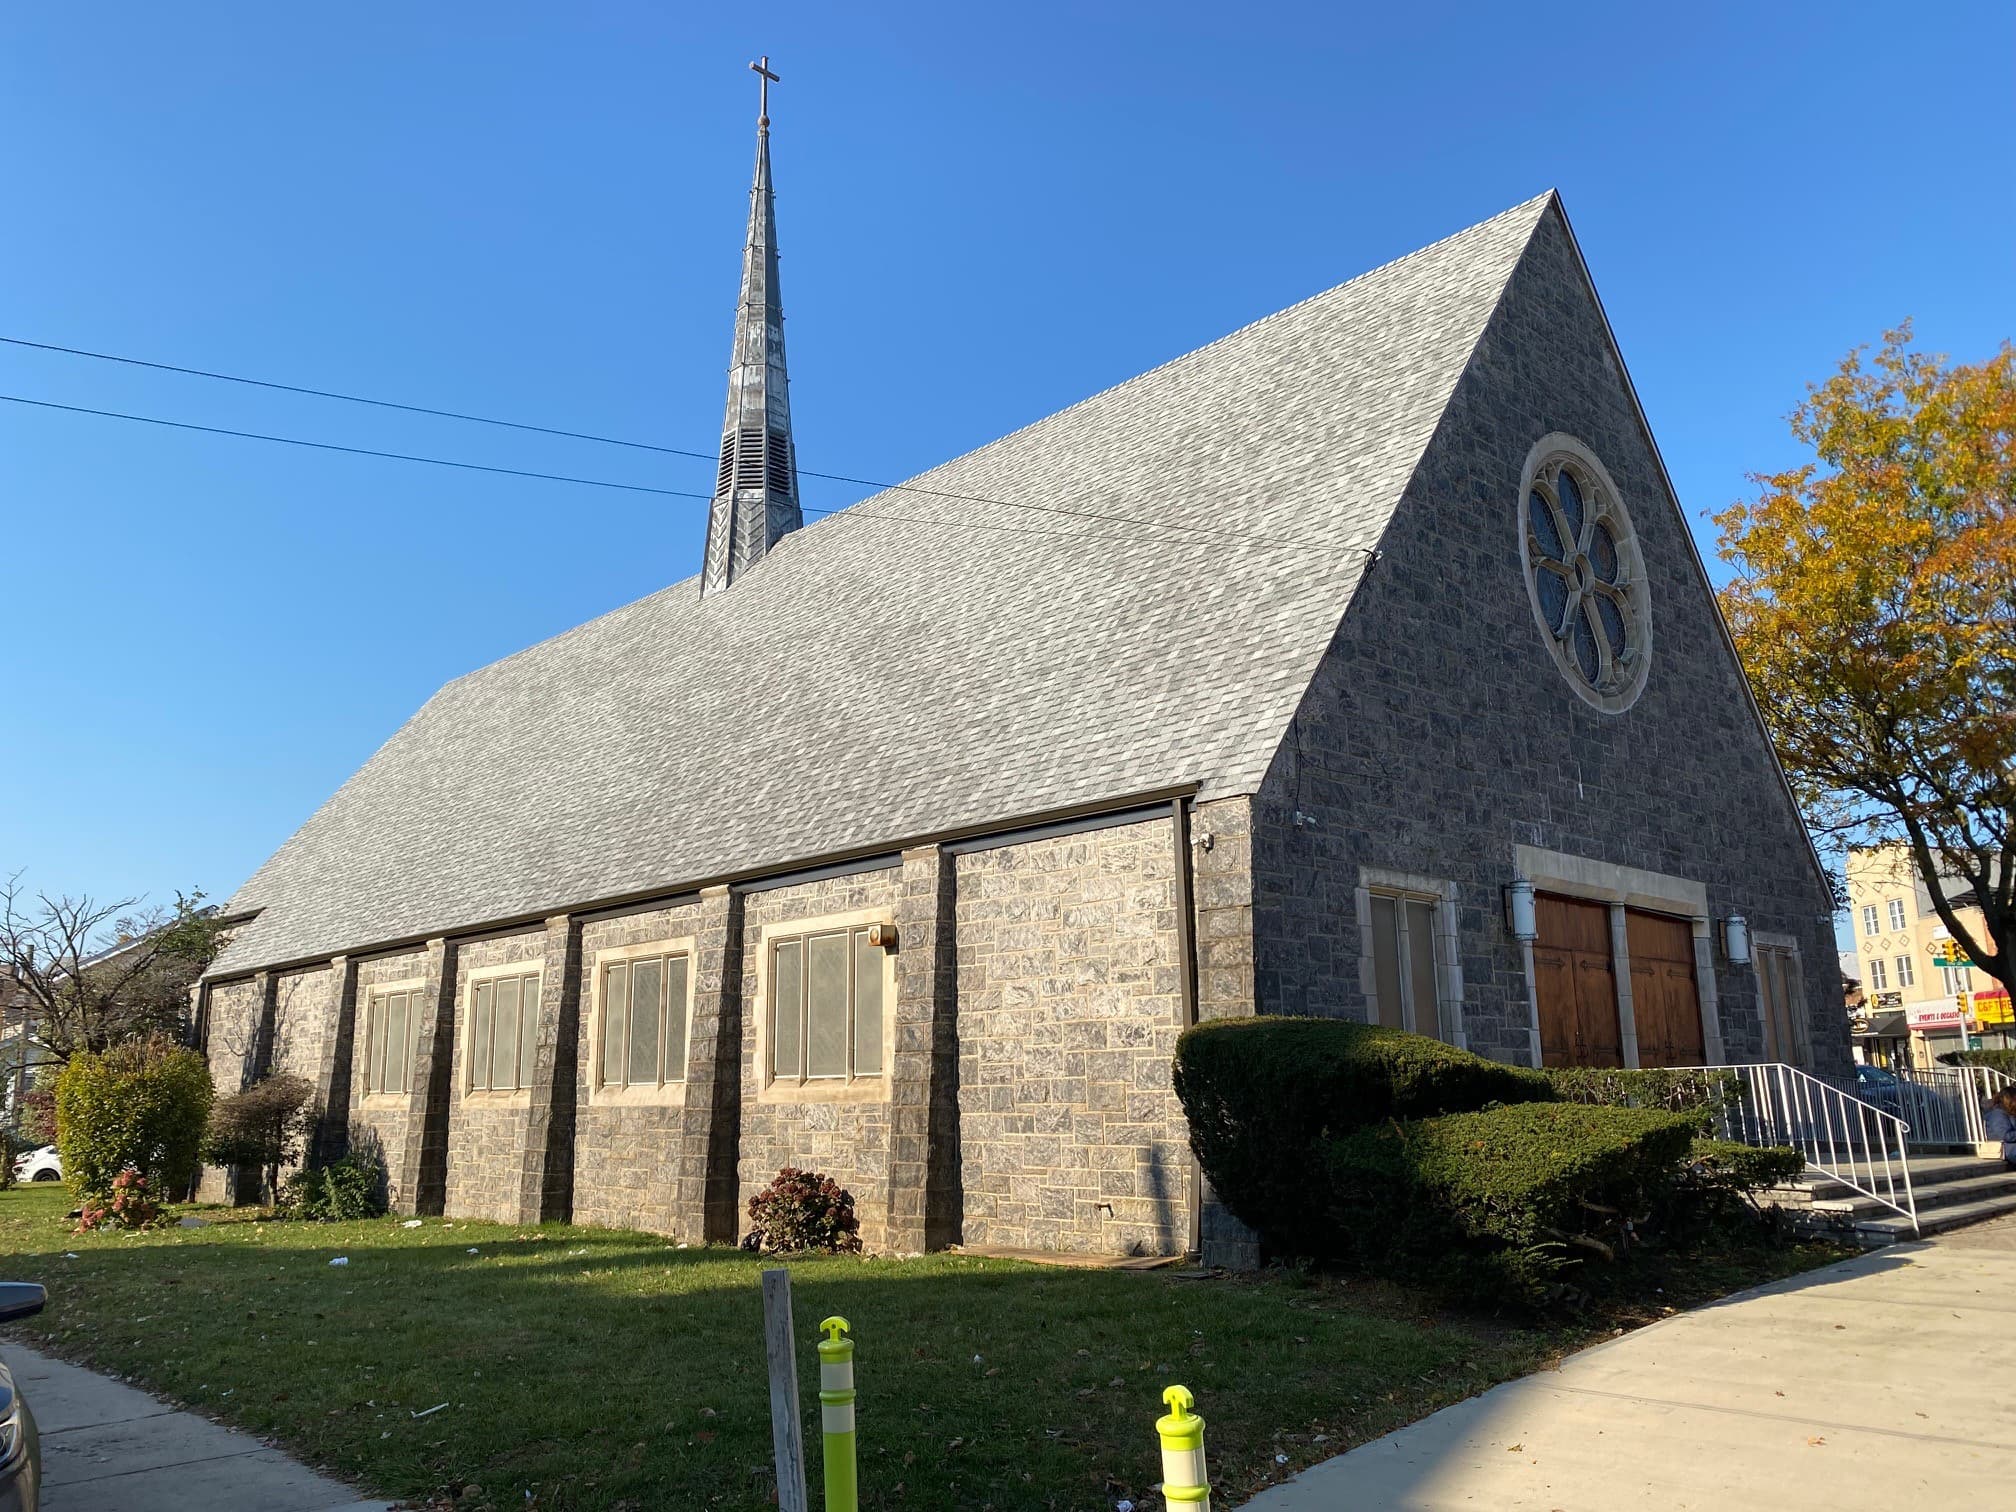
[{"x1": 10, "y1": 1147, "x2": 59, "y2": 1184}]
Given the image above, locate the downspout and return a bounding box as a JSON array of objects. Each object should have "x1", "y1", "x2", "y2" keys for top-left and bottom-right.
[{"x1": 1170, "y1": 797, "x2": 1202, "y2": 1258}]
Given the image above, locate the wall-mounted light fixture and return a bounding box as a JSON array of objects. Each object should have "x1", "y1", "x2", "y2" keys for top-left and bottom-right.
[
  {"x1": 867, "y1": 923, "x2": 899, "y2": 950},
  {"x1": 1506, "y1": 879, "x2": 1537, "y2": 942},
  {"x1": 1723, "y1": 914, "x2": 1750, "y2": 966}
]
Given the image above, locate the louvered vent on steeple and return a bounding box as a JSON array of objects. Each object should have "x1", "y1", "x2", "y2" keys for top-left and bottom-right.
[{"x1": 700, "y1": 56, "x2": 804, "y2": 598}]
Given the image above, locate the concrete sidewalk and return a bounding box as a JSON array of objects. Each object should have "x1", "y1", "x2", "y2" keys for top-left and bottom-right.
[
  {"x1": 4, "y1": 1344, "x2": 389, "y2": 1511},
  {"x1": 1241, "y1": 1221, "x2": 2016, "y2": 1510}
]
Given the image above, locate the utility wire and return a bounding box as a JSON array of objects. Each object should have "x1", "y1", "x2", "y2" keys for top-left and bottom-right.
[
  {"x1": 0, "y1": 392, "x2": 1321, "y2": 552},
  {"x1": 0, "y1": 393, "x2": 714, "y2": 503},
  {"x1": 0, "y1": 334, "x2": 1308, "y2": 550}
]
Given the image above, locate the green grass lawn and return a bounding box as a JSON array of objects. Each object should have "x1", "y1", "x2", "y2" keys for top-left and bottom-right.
[{"x1": 0, "y1": 1185, "x2": 1844, "y2": 1511}]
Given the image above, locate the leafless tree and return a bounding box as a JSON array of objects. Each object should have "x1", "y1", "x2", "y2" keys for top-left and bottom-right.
[{"x1": 0, "y1": 875, "x2": 232, "y2": 1059}]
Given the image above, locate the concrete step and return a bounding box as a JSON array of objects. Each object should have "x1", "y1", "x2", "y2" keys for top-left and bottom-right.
[
  {"x1": 1796, "y1": 1154, "x2": 2005, "y2": 1200},
  {"x1": 1852, "y1": 1188, "x2": 2016, "y2": 1245},
  {"x1": 1807, "y1": 1167, "x2": 2016, "y2": 1220}
]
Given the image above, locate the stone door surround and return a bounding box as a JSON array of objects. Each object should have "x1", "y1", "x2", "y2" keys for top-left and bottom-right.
[{"x1": 1512, "y1": 844, "x2": 1725, "y2": 1069}]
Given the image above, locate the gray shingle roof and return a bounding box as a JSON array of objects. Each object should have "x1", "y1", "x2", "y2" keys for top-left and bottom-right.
[{"x1": 209, "y1": 193, "x2": 1554, "y2": 977}]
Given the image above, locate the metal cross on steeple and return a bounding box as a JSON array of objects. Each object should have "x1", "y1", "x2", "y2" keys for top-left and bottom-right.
[{"x1": 700, "y1": 55, "x2": 802, "y2": 597}]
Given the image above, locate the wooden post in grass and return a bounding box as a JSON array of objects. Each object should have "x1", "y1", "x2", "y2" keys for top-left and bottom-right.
[{"x1": 761, "y1": 1268, "x2": 809, "y2": 1512}]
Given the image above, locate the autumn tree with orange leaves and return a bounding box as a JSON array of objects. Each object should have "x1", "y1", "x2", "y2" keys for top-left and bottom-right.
[{"x1": 1716, "y1": 325, "x2": 2014, "y2": 1003}]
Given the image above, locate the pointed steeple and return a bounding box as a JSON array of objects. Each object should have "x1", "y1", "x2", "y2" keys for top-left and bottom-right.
[{"x1": 701, "y1": 56, "x2": 802, "y2": 596}]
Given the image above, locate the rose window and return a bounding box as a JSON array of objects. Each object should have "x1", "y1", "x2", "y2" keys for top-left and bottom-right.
[{"x1": 1519, "y1": 436, "x2": 1650, "y2": 712}]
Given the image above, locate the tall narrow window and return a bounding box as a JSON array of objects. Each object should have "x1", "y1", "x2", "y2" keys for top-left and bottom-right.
[
  {"x1": 1887, "y1": 899, "x2": 1908, "y2": 932},
  {"x1": 1894, "y1": 955, "x2": 1915, "y2": 989},
  {"x1": 1367, "y1": 890, "x2": 1446, "y2": 1041},
  {"x1": 771, "y1": 940, "x2": 802, "y2": 1079},
  {"x1": 1757, "y1": 942, "x2": 1808, "y2": 1066},
  {"x1": 467, "y1": 970, "x2": 542, "y2": 1092},
  {"x1": 769, "y1": 924, "x2": 889, "y2": 1084},
  {"x1": 597, "y1": 951, "x2": 691, "y2": 1089},
  {"x1": 365, "y1": 987, "x2": 417, "y2": 1096},
  {"x1": 1860, "y1": 905, "x2": 1879, "y2": 937},
  {"x1": 1868, "y1": 958, "x2": 1888, "y2": 992}
]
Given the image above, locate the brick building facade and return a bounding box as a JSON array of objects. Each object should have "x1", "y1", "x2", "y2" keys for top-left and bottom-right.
[{"x1": 195, "y1": 187, "x2": 1843, "y2": 1259}]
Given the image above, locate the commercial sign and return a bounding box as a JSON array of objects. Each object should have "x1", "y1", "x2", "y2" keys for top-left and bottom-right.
[
  {"x1": 1905, "y1": 1001, "x2": 1964, "y2": 1032},
  {"x1": 1975, "y1": 989, "x2": 2014, "y2": 1027}
]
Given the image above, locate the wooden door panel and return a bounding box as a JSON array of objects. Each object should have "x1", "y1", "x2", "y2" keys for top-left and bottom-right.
[
  {"x1": 1534, "y1": 893, "x2": 1623, "y2": 1069},
  {"x1": 1635, "y1": 960, "x2": 1704, "y2": 1068},
  {"x1": 1623, "y1": 908, "x2": 1703, "y2": 1069},
  {"x1": 1537, "y1": 894, "x2": 1611, "y2": 956},
  {"x1": 1625, "y1": 908, "x2": 1694, "y2": 965},
  {"x1": 1573, "y1": 955, "x2": 1624, "y2": 1067},
  {"x1": 1534, "y1": 945, "x2": 1579, "y2": 1068}
]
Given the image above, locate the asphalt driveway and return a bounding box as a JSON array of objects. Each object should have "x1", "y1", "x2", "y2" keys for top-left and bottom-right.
[
  {"x1": 1241, "y1": 1218, "x2": 2016, "y2": 1510},
  {"x1": 4, "y1": 1344, "x2": 386, "y2": 1512}
]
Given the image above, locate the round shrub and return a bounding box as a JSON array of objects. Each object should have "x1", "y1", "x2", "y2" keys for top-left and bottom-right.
[
  {"x1": 1545, "y1": 1066, "x2": 1745, "y2": 1132},
  {"x1": 54, "y1": 1036, "x2": 214, "y2": 1201},
  {"x1": 744, "y1": 1167, "x2": 862, "y2": 1254},
  {"x1": 1173, "y1": 1016, "x2": 1555, "y2": 1254}
]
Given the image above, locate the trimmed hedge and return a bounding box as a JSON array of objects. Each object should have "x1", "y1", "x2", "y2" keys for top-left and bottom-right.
[
  {"x1": 1937, "y1": 1048, "x2": 2016, "y2": 1078},
  {"x1": 1547, "y1": 1066, "x2": 1745, "y2": 1132},
  {"x1": 1687, "y1": 1138, "x2": 1803, "y2": 1194},
  {"x1": 1322, "y1": 1103, "x2": 1697, "y2": 1305},
  {"x1": 1173, "y1": 1017, "x2": 1554, "y2": 1254}
]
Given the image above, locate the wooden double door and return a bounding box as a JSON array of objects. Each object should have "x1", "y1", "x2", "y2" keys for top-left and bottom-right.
[{"x1": 1533, "y1": 894, "x2": 1705, "y2": 1069}]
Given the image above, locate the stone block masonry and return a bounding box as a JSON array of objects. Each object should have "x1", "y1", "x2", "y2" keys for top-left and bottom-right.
[
  {"x1": 569, "y1": 897, "x2": 711, "y2": 1237},
  {"x1": 954, "y1": 817, "x2": 1193, "y2": 1257},
  {"x1": 1246, "y1": 206, "x2": 1844, "y2": 1076},
  {"x1": 737, "y1": 869, "x2": 904, "y2": 1250},
  {"x1": 197, "y1": 806, "x2": 1203, "y2": 1258}
]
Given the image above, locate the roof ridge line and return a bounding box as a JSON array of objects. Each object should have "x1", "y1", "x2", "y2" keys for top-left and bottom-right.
[{"x1": 815, "y1": 190, "x2": 1559, "y2": 517}]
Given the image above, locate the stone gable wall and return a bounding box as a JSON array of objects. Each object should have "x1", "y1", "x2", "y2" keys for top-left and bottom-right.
[
  {"x1": 954, "y1": 818, "x2": 1190, "y2": 1256},
  {"x1": 571, "y1": 900, "x2": 709, "y2": 1234},
  {"x1": 1248, "y1": 206, "x2": 1845, "y2": 1076}
]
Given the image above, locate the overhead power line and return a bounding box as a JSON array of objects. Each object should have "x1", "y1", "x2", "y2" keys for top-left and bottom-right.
[
  {"x1": 0, "y1": 391, "x2": 1319, "y2": 552},
  {"x1": 0, "y1": 334, "x2": 1309, "y2": 551},
  {"x1": 0, "y1": 393, "x2": 714, "y2": 502}
]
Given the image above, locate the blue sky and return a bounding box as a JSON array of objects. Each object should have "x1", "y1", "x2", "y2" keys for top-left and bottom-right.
[{"x1": 2, "y1": 3, "x2": 2011, "y2": 916}]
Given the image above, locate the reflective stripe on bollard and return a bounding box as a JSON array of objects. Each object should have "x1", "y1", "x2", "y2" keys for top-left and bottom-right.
[
  {"x1": 1157, "y1": 1384, "x2": 1210, "y2": 1509},
  {"x1": 818, "y1": 1315, "x2": 858, "y2": 1512}
]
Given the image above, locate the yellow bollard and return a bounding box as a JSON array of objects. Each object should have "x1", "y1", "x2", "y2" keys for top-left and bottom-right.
[
  {"x1": 1157, "y1": 1384, "x2": 1210, "y2": 1510},
  {"x1": 817, "y1": 1315, "x2": 858, "y2": 1512}
]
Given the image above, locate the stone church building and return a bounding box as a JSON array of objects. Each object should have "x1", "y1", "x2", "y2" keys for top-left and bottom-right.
[{"x1": 195, "y1": 95, "x2": 1843, "y2": 1257}]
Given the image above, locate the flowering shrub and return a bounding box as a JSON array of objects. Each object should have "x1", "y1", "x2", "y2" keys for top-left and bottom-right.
[
  {"x1": 75, "y1": 1168, "x2": 162, "y2": 1232},
  {"x1": 744, "y1": 1167, "x2": 862, "y2": 1254}
]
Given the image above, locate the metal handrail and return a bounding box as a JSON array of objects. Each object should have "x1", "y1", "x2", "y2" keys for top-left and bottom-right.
[
  {"x1": 1666, "y1": 1063, "x2": 1917, "y2": 1233},
  {"x1": 1892, "y1": 1063, "x2": 2016, "y2": 1146}
]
